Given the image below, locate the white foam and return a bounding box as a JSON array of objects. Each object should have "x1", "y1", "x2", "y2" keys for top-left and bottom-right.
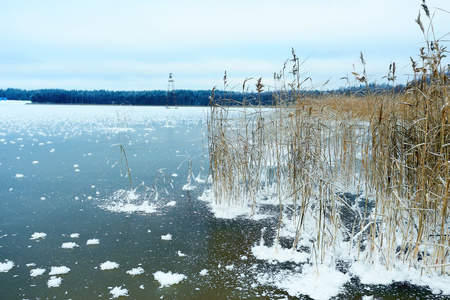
[{"x1": 153, "y1": 271, "x2": 186, "y2": 288}]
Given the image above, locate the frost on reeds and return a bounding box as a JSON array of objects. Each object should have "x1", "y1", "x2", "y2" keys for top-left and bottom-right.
[{"x1": 206, "y1": 2, "x2": 449, "y2": 278}]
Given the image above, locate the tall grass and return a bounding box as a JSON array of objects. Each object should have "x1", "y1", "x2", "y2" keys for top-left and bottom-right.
[{"x1": 206, "y1": 2, "x2": 449, "y2": 273}]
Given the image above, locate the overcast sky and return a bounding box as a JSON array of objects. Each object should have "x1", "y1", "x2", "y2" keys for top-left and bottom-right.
[{"x1": 0, "y1": 0, "x2": 448, "y2": 91}]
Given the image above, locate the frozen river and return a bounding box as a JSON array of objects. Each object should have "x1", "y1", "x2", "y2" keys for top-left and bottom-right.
[{"x1": 0, "y1": 101, "x2": 448, "y2": 299}]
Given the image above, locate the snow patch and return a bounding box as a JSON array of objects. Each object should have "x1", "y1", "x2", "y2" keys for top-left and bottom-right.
[{"x1": 257, "y1": 264, "x2": 350, "y2": 300}]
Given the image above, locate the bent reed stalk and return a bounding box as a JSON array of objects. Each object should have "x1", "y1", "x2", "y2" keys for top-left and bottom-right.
[{"x1": 206, "y1": 3, "x2": 449, "y2": 275}]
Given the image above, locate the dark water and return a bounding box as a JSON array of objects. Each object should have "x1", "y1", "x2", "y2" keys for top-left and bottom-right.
[{"x1": 0, "y1": 104, "x2": 447, "y2": 299}]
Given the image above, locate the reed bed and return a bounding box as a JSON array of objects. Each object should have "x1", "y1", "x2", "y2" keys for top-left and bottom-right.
[{"x1": 206, "y1": 2, "x2": 449, "y2": 275}]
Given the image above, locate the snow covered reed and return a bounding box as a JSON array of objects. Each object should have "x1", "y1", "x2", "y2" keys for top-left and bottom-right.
[{"x1": 206, "y1": 5, "x2": 450, "y2": 289}]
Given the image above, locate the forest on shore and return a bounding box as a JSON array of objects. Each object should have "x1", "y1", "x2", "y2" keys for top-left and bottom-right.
[{"x1": 0, "y1": 84, "x2": 404, "y2": 106}]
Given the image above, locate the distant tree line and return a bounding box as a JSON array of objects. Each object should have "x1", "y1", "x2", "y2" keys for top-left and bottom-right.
[
  {"x1": 0, "y1": 84, "x2": 407, "y2": 106},
  {"x1": 0, "y1": 88, "x2": 277, "y2": 106}
]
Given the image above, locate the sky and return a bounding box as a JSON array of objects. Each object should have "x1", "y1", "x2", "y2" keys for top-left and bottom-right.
[{"x1": 0, "y1": 0, "x2": 448, "y2": 91}]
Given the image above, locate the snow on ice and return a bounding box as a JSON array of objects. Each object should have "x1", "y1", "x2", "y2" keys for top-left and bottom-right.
[
  {"x1": 61, "y1": 242, "x2": 78, "y2": 249},
  {"x1": 47, "y1": 276, "x2": 62, "y2": 288},
  {"x1": 86, "y1": 238, "x2": 100, "y2": 245},
  {"x1": 126, "y1": 267, "x2": 145, "y2": 276},
  {"x1": 30, "y1": 232, "x2": 47, "y2": 240},
  {"x1": 100, "y1": 261, "x2": 119, "y2": 270},
  {"x1": 0, "y1": 260, "x2": 14, "y2": 273},
  {"x1": 30, "y1": 268, "x2": 46, "y2": 277},
  {"x1": 110, "y1": 286, "x2": 129, "y2": 298},
  {"x1": 153, "y1": 271, "x2": 186, "y2": 288},
  {"x1": 49, "y1": 266, "x2": 71, "y2": 275}
]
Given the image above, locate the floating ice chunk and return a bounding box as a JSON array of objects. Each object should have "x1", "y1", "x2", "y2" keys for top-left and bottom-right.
[
  {"x1": 177, "y1": 251, "x2": 186, "y2": 257},
  {"x1": 74, "y1": 169, "x2": 80, "y2": 172},
  {"x1": 166, "y1": 201, "x2": 176, "y2": 207},
  {"x1": 110, "y1": 286, "x2": 129, "y2": 298},
  {"x1": 30, "y1": 268, "x2": 46, "y2": 277},
  {"x1": 172, "y1": 173, "x2": 178, "y2": 177},
  {"x1": 0, "y1": 260, "x2": 14, "y2": 273},
  {"x1": 49, "y1": 266, "x2": 70, "y2": 275},
  {"x1": 241, "y1": 255, "x2": 248, "y2": 260},
  {"x1": 73, "y1": 164, "x2": 79, "y2": 168},
  {"x1": 100, "y1": 261, "x2": 119, "y2": 270},
  {"x1": 86, "y1": 238, "x2": 99, "y2": 245},
  {"x1": 70, "y1": 233, "x2": 80, "y2": 238},
  {"x1": 15, "y1": 173, "x2": 24, "y2": 178},
  {"x1": 199, "y1": 269, "x2": 208, "y2": 276},
  {"x1": 126, "y1": 267, "x2": 145, "y2": 276},
  {"x1": 30, "y1": 232, "x2": 47, "y2": 240},
  {"x1": 61, "y1": 242, "x2": 78, "y2": 249},
  {"x1": 153, "y1": 271, "x2": 186, "y2": 288},
  {"x1": 161, "y1": 234, "x2": 172, "y2": 241},
  {"x1": 47, "y1": 276, "x2": 62, "y2": 288},
  {"x1": 26, "y1": 263, "x2": 36, "y2": 267},
  {"x1": 40, "y1": 197, "x2": 46, "y2": 200},
  {"x1": 32, "y1": 161, "x2": 39, "y2": 164},
  {"x1": 49, "y1": 148, "x2": 55, "y2": 153},
  {"x1": 139, "y1": 285, "x2": 145, "y2": 289}
]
